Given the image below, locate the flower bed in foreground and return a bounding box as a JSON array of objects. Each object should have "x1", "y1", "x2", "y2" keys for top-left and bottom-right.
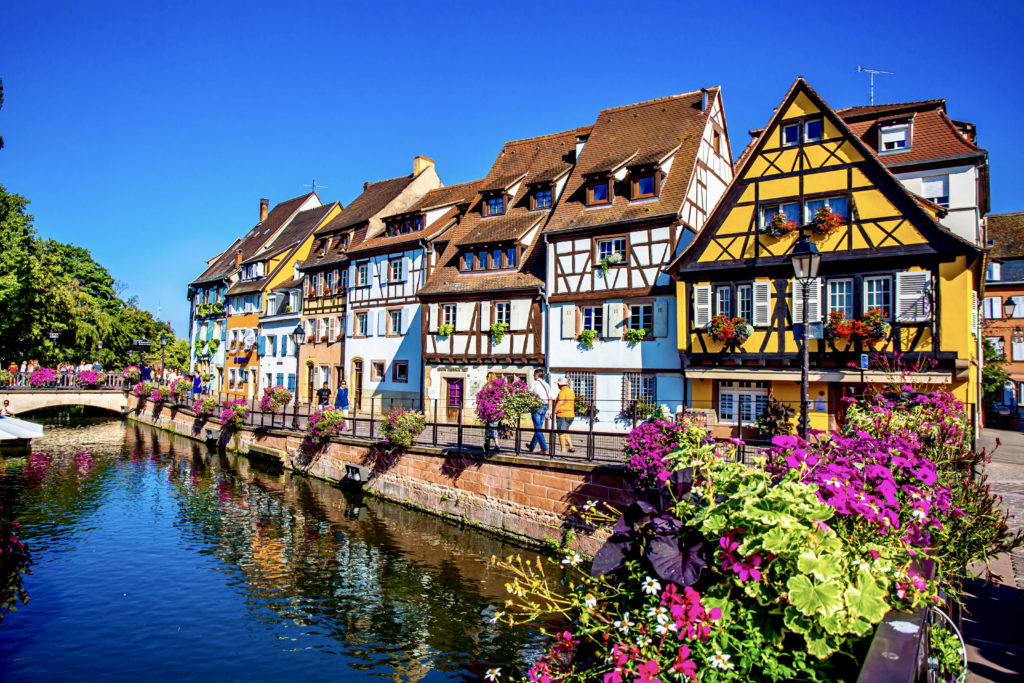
[{"x1": 492, "y1": 389, "x2": 1021, "y2": 681}]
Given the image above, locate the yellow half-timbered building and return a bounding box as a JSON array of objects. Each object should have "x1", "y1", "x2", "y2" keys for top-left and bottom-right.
[{"x1": 669, "y1": 78, "x2": 983, "y2": 436}]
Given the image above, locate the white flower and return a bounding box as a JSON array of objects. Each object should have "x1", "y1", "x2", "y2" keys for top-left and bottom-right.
[
  {"x1": 613, "y1": 612, "x2": 635, "y2": 633},
  {"x1": 582, "y1": 500, "x2": 596, "y2": 512},
  {"x1": 485, "y1": 668, "x2": 502, "y2": 681},
  {"x1": 708, "y1": 651, "x2": 734, "y2": 670},
  {"x1": 654, "y1": 621, "x2": 678, "y2": 635},
  {"x1": 641, "y1": 576, "x2": 662, "y2": 595},
  {"x1": 636, "y1": 635, "x2": 652, "y2": 648},
  {"x1": 562, "y1": 552, "x2": 583, "y2": 567},
  {"x1": 584, "y1": 594, "x2": 597, "y2": 609},
  {"x1": 489, "y1": 610, "x2": 504, "y2": 624}
]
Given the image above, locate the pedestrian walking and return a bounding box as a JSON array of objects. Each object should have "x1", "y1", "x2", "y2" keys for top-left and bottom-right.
[
  {"x1": 7, "y1": 361, "x2": 17, "y2": 373},
  {"x1": 554, "y1": 377, "x2": 576, "y2": 454},
  {"x1": 316, "y1": 382, "x2": 331, "y2": 408},
  {"x1": 192, "y1": 374, "x2": 202, "y2": 398},
  {"x1": 140, "y1": 362, "x2": 152, "y2": 383},
  {"x1": 528, "y1": 368, "x2": 552, "y2": 455},
  {"x1": 19, "y1": 362, "x2": 26, "y2": 373},
  {"x1": 335, "y1": 381, "x2": 349, "y2": 415}
]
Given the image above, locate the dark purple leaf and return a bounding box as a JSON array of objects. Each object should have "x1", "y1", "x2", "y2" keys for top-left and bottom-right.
[
  {"x1": 647, "y1": 531, "x2": 706, "y2": 586},
  {"x1": 611, "y1": 514, "x2": 631, "y2": 536},
  {"x1": 670, "y1": 468, "x2": 694, "y2": 497},
  {"x1": 591, "y1": 539, "x2": 633, "y2": 577},
  {"x1": 652, "y1": 515, "x2": 683, "y2": 535}
]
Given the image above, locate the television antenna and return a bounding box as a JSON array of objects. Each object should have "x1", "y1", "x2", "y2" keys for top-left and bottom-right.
[
  {"x1": 303, "y1": 178, "x2": 328, "y2": 194},
  {"x1": 857, "y1": 66, "x2": 894, "y2": 105}
]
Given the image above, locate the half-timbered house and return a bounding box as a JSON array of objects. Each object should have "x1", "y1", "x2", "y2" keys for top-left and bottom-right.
[
  {"x1": 188, "y1": 193, "x2": 321, "y2": 393},
  {"x1": 223, "y1": 200, "x2": 339, "y2": 401},
  {"x1": 300, "y1": 158, "x2": 442, "y2": 408},
  {"x1": 669, "y1": 78, "x2": 983, "y2": 436},
  {"x1": 542, "y1": 88, "x2": 733, "y2": 429},
  {"x1": 418, "y1": 128, "x2": 588, "y2": 421}
]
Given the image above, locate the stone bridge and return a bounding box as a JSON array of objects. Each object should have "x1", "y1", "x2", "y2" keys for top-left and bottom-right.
[
  {"x1": 1, "y1": 371, "x2": 129, "y2": 415},
  {"x1": 0, "y1": 389, "x2": 128, "y2": 415}
]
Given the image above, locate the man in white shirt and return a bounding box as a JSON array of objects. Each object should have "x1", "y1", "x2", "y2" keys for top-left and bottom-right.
[{"x1": 528, "y1": 368, "x2": 552, "y2": 455}]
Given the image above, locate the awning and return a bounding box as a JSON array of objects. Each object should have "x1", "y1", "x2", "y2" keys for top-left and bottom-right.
[{"x1": 684, "y1": 367, "x2": 953, "y2": 385}]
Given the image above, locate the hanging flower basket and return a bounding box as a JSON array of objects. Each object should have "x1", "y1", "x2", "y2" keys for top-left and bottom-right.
[
  {"x1": 708, "y1": 315, "x2": 753, "y2": 345},
  {"x1": 809, "y1": 207, "x2": 844, "y2": 235},
  {"x1": 760, "y1": 212, "x2": 798, "y2": 239},
  {"x1": 825, "y1": 309, "x2": 891, "y2": 344}
]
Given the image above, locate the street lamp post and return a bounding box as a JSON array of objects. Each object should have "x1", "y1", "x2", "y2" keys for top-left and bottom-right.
[
  {"x1": 289, "y1": 324, "x2": 307, "y2": 425},
  {"x1": 160, "y1": 333, "x2": 168, "y2": 382},
  {"x1": 790, "y1": 234, "x2": 821, "y2": 438}
]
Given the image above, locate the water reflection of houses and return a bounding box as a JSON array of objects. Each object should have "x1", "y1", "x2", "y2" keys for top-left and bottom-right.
[{"x1": 129, "y1": 426, "x2": 555, "y2": 680}]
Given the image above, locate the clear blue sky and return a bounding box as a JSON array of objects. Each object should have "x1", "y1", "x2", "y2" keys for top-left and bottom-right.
[{"x1": 2, "y1": 0, "x2": 1021, "y2": 336}]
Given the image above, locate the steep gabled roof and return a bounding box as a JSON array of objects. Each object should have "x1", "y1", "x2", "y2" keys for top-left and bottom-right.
[
  {"x1": 669, "y1": 78, "x2": 980, "y2": 277},
  {"x1": 418, "y1": 127, "x2": 588, "y2": 297},
  {"x1": 987, "y1": 212, "x2": 1024, "y2": 260},
  {"x1": 190, "y1": 193, "x2": 317, "y2": 286},
  {"x1": 241, "y1": 202, "x2": 339, "y2": 265},
  {"x1": 544, "y1": 89, "x2": 718, "y2": 236},
  {"x1": 841, "y1": 104, "x2": 983, "y2": 167},
  {"x1": 313, "y1": 175, "x2": 419, "y2": 235}
]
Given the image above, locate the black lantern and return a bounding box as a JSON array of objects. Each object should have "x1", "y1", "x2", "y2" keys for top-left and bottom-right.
[
  {"x1": 1005, "y1": 298, "x2": 1017, "y2": 319},
  {"x1": 791, "y1": 234, "x2": 821, "y2": 438},
  {"x1": 290, "y1": 323, "x2": 306, "y2": 347},
  {"x1": 790, "y1": 234, "x2": 821, "y2": 282}
]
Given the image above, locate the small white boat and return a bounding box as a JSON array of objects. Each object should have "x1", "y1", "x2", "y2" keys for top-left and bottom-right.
[{"x1": 0, "y1": 415, "x2": 44, "y2": 449}]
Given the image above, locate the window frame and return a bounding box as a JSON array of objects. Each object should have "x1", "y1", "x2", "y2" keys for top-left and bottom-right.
[
  {"x1": 628, "y1": 303, "x2": 654, "y2": 337},
  {"x1": 621, "y1": 372, "x2": 656, "y2": 414},
  {"x1": 389, "y1": 258, "x2": 404, "y2": 283},
  {"x1": 387, "y1": 308, "x2": 403, "y2": 336},
  {"x1": 483, "y1": 194, "x2": 506, "y2": 217},
  {"x1": 863, "y1": 275, "x2": 894, "y2": 319},
  {"x1": 737, "y1": 284, "x2": 753, "y2": 321},
  {"x1": 803, "y1": 118, "x2": 823, "y2": 143},
  {"x1": 371, "y1": 361, "x2": 385, "y2": 381},
  {"x1": 356, "y1": 262, "x2": 370, "y2": 287},
  {"x1": 595, "y1": 236, "x2": 628, "y2": 264},
  {"x1": 826, "y1": 278, "x2": 855, "y2": 318},
  {"x1": 760, "y1": 201, "x2": 801, "y2": 227},
  {"x1": 531, "y1": 186, "x2": 553, "y2": 211},
  {"x1": 356, "y1": 312, "x2": 369, "y2": 337},
  {"x1": 392, "y1": 361, "x2": 409, "y2": 383},
  {"x1": 781, "y1": 123, "x2": 801, "y2": 147},
  {"x1": 586, "y1": 178, "x2": 612, "y2": 206},
  {"x1": 879, "y1": 122, "x2": 910, "y2": 153},
  {"x1": 494, "y1": 301, "x2": 512, "y2": 327},
  {"x1": 442, "y1": 304, "x2": 457, "y2": 327},
  {"x1": 715, "y1": 286, "x2": 731, "y2": 317},
  {"x1": 804, "y1": 195, "x2": 849, "y2": 223},
  {"x1": 631, "y1": 171, "x2": 657, "y2": 200},
  {"x1": 717, "y1": 380, "x2": 770, "y2": 425},
  {"x1": 581, "y1": 305, "x2": 604, "y2": 335},
  {"x1": 921, "y1": 174, "x2": 950, "y2": 208}
]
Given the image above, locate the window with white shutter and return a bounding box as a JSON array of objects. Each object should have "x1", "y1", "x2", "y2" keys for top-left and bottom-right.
[
  {"x1": 752, "y1": 281, "x2": 772, "y2": 327},
  {"x1": 983, "y1": 296, "x2": 1002, "y2": 320},
  {"x1": 1013, "y1": 341, "x2": 1024, "y2": 362},
  {"x1": 971, "y1": 291, "x2": 978, "y2": 336},
  {"x1": 791, "y1": 278, "x2": 821, "y2": 323},
  {"x1": 895, "y1": 271, "x2": 931, "y2": 322},
  {"x1": 693, "y1": 285, "x2": 712, "y2": 328},
  {"x1": 561, "y1": 305, "x2": 575, "y2": 339}
]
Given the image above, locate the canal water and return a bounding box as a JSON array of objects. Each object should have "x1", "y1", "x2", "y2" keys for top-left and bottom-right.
[{"x1": 0, "y1": 419, "x2": 559, "y2": 681}]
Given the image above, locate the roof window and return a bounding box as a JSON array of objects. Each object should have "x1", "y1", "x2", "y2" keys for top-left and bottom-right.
[
  {"x1": 586, "y1": 178, "x2": 611, "y2": 206},
  {"x1": 880, "y1": 123, "x2": 910, "y2": 153},
  {"x1": 484, "y1": 195, "x2": 505, "y2": 217}
]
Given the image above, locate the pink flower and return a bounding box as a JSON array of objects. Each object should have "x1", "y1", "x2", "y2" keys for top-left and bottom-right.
[{"x1": 634, "y1": 659, "x2": 659, "y2": 683}]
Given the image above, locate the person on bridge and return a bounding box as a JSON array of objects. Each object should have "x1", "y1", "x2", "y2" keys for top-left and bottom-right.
[
  {"x1": 1, "y1": 400, "x2": 12, "y2": 416},
  {"x1": 140, "y1": 362, "x2": 152, "y2": 383},
  {"x1": 192, "y1": 374, "x2": 202, "y2": 398},
  {"x1": 7, "y1": 362, "x2": 16, "y2": 373},
  {"x1": 554, "y1": 377, "x2": 576, "y2": 454},
  {"x1": 334, "y1": 381, "x2": 349, "y2": 415}
]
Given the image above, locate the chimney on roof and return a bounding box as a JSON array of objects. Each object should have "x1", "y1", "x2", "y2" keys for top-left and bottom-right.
[
  {"x1": 700, "y1": 88, "x2": 710, "y2": 113},
  {"x1": 234, "y1": 249, "x2": 243, "y2": 268},
  {"x1": 259, "y1": 198, "x2": 269, "y2": 222},
  {"x1": 363, "y1": 181, "x2": 371, "y2": 192},
  {"x1": 413, "y1": 155, "x2": 435, "y2": 176}
]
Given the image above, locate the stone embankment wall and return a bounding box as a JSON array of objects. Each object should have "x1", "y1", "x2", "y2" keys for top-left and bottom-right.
[{"x1": 125, "y1": 395, "x2": 630, "y2": 554}]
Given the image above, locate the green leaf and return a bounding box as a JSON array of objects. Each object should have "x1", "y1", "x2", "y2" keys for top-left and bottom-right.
[
  {"x1": 787, "y1": 574, "x2": 842, "y2": 617},
  {"x1": 797, "y1": 551, "x2": 842, "y2": 581},
  {"x1": 805, "y1": 630, "x2": 837, "y2": 658},
  {"x1": 845, "y1": 571, "x2": 890, "y2": 623}
]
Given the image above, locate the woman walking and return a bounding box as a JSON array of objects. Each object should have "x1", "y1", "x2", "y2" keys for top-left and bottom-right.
[{"x1": 334, "y1": 380, "x2": 349, "y2": 416}]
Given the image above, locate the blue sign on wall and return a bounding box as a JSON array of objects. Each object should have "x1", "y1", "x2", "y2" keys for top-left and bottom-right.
[{"x1": 860, "y1": 353, "x2": 869, "y2": 370}]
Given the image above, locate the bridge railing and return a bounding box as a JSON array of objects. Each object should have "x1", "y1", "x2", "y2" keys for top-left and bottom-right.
[{"x1": 1, "y1": 371, "x2": 124, "y2": 391}]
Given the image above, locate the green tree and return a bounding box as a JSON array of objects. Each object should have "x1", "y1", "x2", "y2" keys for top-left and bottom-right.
[{"x1": 982, "y1": 339, "x2": 1011, "y2": 409}]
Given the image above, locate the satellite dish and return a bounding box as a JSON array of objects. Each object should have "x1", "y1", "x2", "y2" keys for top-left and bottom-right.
[{"x1": 243, "y1": 330, "x2": 257, "y2": 349}]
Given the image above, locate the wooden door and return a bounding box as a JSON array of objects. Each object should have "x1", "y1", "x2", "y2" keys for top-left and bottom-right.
[
  {"x1": 446, "y1": 378, "x2": 464, "y2": 421},
  {"x1": 306, "y1": 366, "x2": 314, "y2": 404},
  {"x1": 352, "y1": 360, "x2": 363, "y2": 411}
]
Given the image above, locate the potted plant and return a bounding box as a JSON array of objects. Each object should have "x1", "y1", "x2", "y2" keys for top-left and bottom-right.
[
  {"x1": 624, "y1": 327, "x2": 648, "y2": 345},
  {"x1": 259, "y1": 386, "x2": 292, "y2": 414},
  {"x1": 220, "y1": 399, "x2": 248, "y2": 430},
  {"x1": 578, "y1": 328, "x2": 597, "y2": 350},
  {"x1": 437, "y1": 323, "x2": 454, "y2": 338},
  {"x1": 574, "y1": 395, "x2": 597, "y2": 420},
  {"x1": 335, "y1": 333, "x2": 343, "y2": 342},
  {"x1": 193, "y1": 395, "x2": 217, "y2": 418},
  {"x1": 599, "y1": 252, "x2": 623, "y2": 277},
  {"x1": 809, "y1": 206, "x2": 844, "y2": 235},
  {"x1": 707, "y1": 315, "x2": 753, "y2": 345},
  {"x1": 760, "y1": 211, "x2": 798, "y2": 239},
  {"x1": 380, "y1": 408, "x2": 426, "y2": 451},
  {"x1": 858, "y1": 307, "x2": 891, "y2": 343},
  {"x1": 319, "y1": 334, "x2": 328, "y2": 343},
  {"x1": 306, "y1": 408, "x2": 345, "y2": 447},
  {"x1": 490, "y1": 322, "x2": 508, "y2": 345},
  {"x1": 755, "y1": 390, "x2": 794, "y2": 436},
  {"x1": 0, "y1": 369, "x2": 12, "y2": 387}
]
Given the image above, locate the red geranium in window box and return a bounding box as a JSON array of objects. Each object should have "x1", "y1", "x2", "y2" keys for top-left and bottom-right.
[
  {"x1": 319, "y1": 335, "x2": 328, "y2": 342},
  {"x1": 810, "y1": 207, "x2": 844, "y2": 235},
  {"x1": 761, "y1": 212, "x2": 798, "y2": 239}
]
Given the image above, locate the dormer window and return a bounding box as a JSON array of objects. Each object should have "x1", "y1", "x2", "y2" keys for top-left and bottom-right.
[
  {"x1": 316, "y1": 239, "x2": 328, "y2": 257},
  {"x1": 782, "y1": 124, "x2": 800, "y2": 147},
  {"x1": 531, "y1": 187, "x2": 552, "y2": 210},
  {"x1": 484, "y1": 195, "x2": 505, "y2": 217},
  {"x1": 879, "y1": 123, "x2": 910, "y2": 153},
  {"x1": 459, "y1": 244, "x2": 520, "y2": 272},
  {"x1": 631, "y1": 172, "x2": 657, "y2": 200},
  {"x1": 587, "y1": 178, "x2": 611, "y2": 206}
]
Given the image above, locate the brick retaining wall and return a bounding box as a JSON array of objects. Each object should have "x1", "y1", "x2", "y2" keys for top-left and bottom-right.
[{"x1": 126, "y1": 395, "x2": 630, "y2": 554}]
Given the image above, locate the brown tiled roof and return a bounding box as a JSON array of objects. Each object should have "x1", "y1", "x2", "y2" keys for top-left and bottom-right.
[
  {"x1": 273, "y1": 277, "x2": 303, "y2": 291},
  {"x1": 242, "y1": 202, "x2": 338, "y2": 265},
  {"x1": 840, "y1": 103, "x2": 982, "y2": 167},
  {"x1": 418, "y1": 127, "x2": 590, "y2": 297},
  {"x1": 544, "y1": 89, "x2": 718, "y2": 235},
  {"x1": 313, "y1": 175, "x2": 419, "y2": 235},
  {"x1": 190, "y1": 193, "x2": 317, "y2": 285},
  {"x1": 391, "y1": 179, "x2": 481, "y2": 214},
  {"x1": 225, "y1": 276, "x2": 269, "y2": 295},
  {"x1": 454, "y1": 213, "x2": 543, "y2": 246},
  {"x1": 988, "y1": 212, "x2": 1024, "y2": 260}
]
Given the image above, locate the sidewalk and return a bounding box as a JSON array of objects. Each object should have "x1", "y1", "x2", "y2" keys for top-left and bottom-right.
[{"x1": 964, "y1": 428, "x2": 1024, "y2": 681}]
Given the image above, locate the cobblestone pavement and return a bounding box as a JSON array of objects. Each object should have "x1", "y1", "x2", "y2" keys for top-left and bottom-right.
[{"x1": 966, "y1": 428, "x2": 1024, "y2": 682}]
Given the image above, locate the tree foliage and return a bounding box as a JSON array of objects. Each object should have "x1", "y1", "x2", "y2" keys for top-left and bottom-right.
[
  {"x1": 981, "y1": 338, "x2": 1010, "y2": 409},
  {"x1": 0, "y1": 183, "x2": 185, "y2": 370}
]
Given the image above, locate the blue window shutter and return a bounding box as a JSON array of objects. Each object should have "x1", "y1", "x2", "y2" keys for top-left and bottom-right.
[
  {"x1": 345, "y1": 313, "x2": 354, "y2": 337},
  {"x1": 257, "y1": 335, "x2": 266, "y2": 356},
  {"x1": 402, "y1": 306, "x2": 413, "y2": 334},
  {"x1": 276, "y1": 373, "x2": 284, "y2": 387},
  {"x1": 377, "y1": 310, "x2": 387, "y2": 336},
  {"x1": 287, "y1": 374, "x2": 296, "y2": 392}
]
